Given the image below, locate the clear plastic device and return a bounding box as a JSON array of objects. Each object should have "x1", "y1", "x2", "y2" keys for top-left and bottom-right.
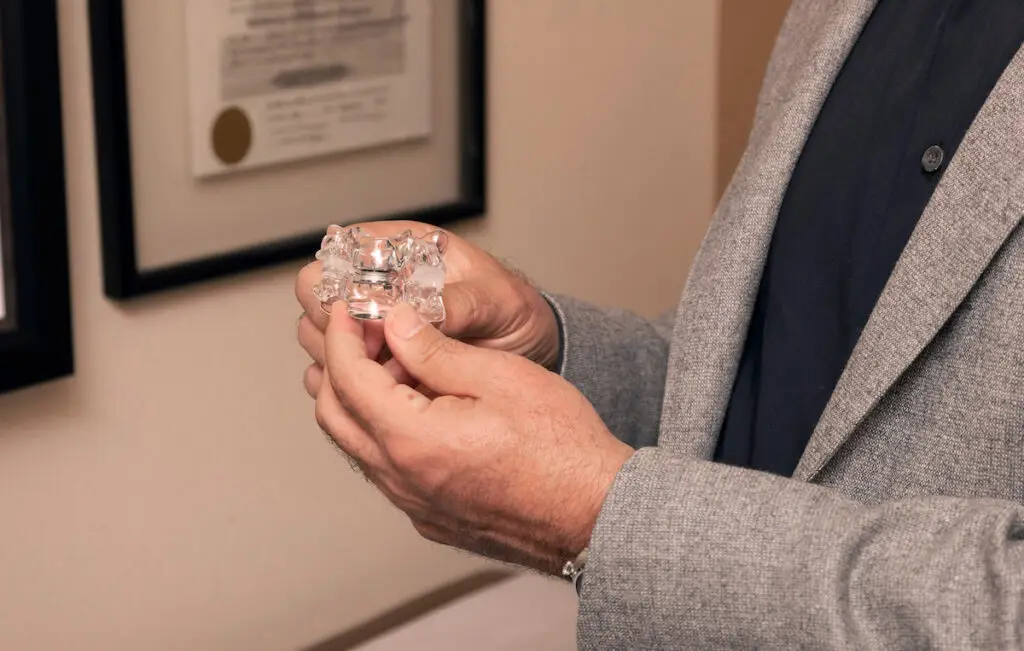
[{"x1": 313, "y1": 225, "x2": 449, "y2": 322}]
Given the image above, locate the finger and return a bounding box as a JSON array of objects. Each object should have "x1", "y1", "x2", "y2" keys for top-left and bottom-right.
[
  {"x1": 363, "y1": 319, "x2": 388, "y2": 362},
  {"x1": 303, "y1": 364, "x2": 323, "y2": 398},
  {"x1": 315, "y1": 367, "x2": 387, "y2": 469},
  {"x1": 384, "y1": 302, "x2": 504, "y2": 398},
  {"x1": 298, "y1": 315, "x2": 326, "y2": 366},
  {"x1": 324, "y1": 304, "x2": 432, "y2": 430},
  {"x1": 295, "y1": 261, "x2": 330, "y2": 331},
  {"x1": 302, "y1": 305, "x2": 390, "y2": 366},
  {"x1": 382, "y1": 357, "x2": 418, "y2": 386},
  {"x1": 438, "y1": 276, "x2": 513, "y2": 339}
]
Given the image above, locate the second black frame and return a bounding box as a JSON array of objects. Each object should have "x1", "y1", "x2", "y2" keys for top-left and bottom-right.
[{"x1": 88, "y1": 0, "x2": 487, "y2": 300}]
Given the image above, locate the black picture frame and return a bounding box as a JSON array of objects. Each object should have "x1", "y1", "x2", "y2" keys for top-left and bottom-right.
[
  {"x1": 0, "y1": 0, "x2": 74, "y2": 394},
  {"x1": 88, "y1": 0, "x2": 487, "y2": 300}
]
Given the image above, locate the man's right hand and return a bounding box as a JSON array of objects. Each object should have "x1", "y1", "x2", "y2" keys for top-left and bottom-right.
[{"x1": 295, "y1": 221, "x2": 561, "y2": 396}]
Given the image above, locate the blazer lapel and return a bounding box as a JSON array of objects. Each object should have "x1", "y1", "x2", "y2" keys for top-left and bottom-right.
[
  {"x1": 661, "y1": 0, "x2": 880, "y2": 457},
  {"x1": 793, "y1": 45, "x2": 1024, "y2": 481}
]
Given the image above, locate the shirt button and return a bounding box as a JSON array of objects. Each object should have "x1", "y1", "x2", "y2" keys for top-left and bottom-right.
[{"x1": 921, "y1": 145, "x2": 945, "y2": 173}]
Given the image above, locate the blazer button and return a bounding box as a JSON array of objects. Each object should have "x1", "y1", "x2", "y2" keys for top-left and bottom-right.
[{"x1": 921, "y1": 145, "x2": 945, "y2": 173}]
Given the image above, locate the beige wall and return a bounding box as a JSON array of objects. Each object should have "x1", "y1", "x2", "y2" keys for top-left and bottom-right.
[
  {"x1": 0, "y1": 1, "x2": 718, "y2": 650},
  {"x1": 716, "y1": 0, "x2": 791, "y2": 198}
]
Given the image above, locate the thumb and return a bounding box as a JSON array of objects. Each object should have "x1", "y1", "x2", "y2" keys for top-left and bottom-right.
[
  {"x1": 436, "y1": 276, "x2": 506, "y2": 339},
  {"x1": 384, "y1": 302, "x2": 494, "y2": 397}
]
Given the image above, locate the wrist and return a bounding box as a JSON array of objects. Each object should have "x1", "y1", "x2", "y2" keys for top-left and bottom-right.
[{"x1": 564, "y1": 440, "x2": 633, "y2": 555}]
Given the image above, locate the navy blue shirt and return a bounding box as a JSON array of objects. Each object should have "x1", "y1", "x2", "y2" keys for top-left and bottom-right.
[{"x1": 715, "y1": 0, "x2": 1024, "y2": 476}]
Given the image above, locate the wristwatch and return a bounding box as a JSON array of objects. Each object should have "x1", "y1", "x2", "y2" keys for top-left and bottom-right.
[{"x1": 561, "y1": 548, "x2": 588, "y2": 595}]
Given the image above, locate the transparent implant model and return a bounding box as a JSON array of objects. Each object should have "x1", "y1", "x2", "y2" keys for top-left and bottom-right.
[{"x1": 313, "y1": 225, "x2": 449, "y2": 322}]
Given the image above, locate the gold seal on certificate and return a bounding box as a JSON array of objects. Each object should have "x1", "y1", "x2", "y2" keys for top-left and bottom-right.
[{"x1": 210, "y1": 106, "x2": 253, "y2": 166}]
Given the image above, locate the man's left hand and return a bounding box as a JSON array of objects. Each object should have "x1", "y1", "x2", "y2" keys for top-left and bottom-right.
[{"x1": 312, "y1": 302, "x2": 634, "y2": 574}]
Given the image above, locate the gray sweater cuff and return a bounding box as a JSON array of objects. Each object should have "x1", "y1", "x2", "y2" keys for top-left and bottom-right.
[
  {"x1": 576, "y1": 449, "x2": 843, "y2": 649},
  {"x1": 539, "y1": 292, "x2": 670, "y2": 449}
]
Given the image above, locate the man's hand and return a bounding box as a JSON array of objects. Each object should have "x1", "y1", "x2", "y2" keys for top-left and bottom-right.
[
  {"x1": 296, "y1": 221, "x2": 561, "y2": 398},
  {"x1": 314, "y1": 301, "x2": 633, "y2": 574}
]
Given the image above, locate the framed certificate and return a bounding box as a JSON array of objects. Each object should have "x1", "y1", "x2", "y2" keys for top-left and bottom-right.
[
  {"x1": 89, "y1": 0, "x2": 486, "y2": 299},
  {"x1": 0, "y1": 0, "x2": 74, "y2": 394}
]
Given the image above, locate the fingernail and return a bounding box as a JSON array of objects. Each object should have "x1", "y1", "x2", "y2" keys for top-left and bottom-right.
[{"x1": 389, "y1": 303, "x2": 427, "y2": 339}]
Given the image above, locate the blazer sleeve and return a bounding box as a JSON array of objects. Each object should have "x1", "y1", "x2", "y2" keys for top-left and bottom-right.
[
  {"x1": 542, "y1": 292, "x2": 674, "y2": 449},
  {"x1": 577, "y1": 447, "x2": 1024, "y2": 650}
]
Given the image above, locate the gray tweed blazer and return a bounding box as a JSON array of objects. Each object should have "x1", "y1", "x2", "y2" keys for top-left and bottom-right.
[{"x1": 547, "y1": 1, "x2": 1024, "y2": 648}]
